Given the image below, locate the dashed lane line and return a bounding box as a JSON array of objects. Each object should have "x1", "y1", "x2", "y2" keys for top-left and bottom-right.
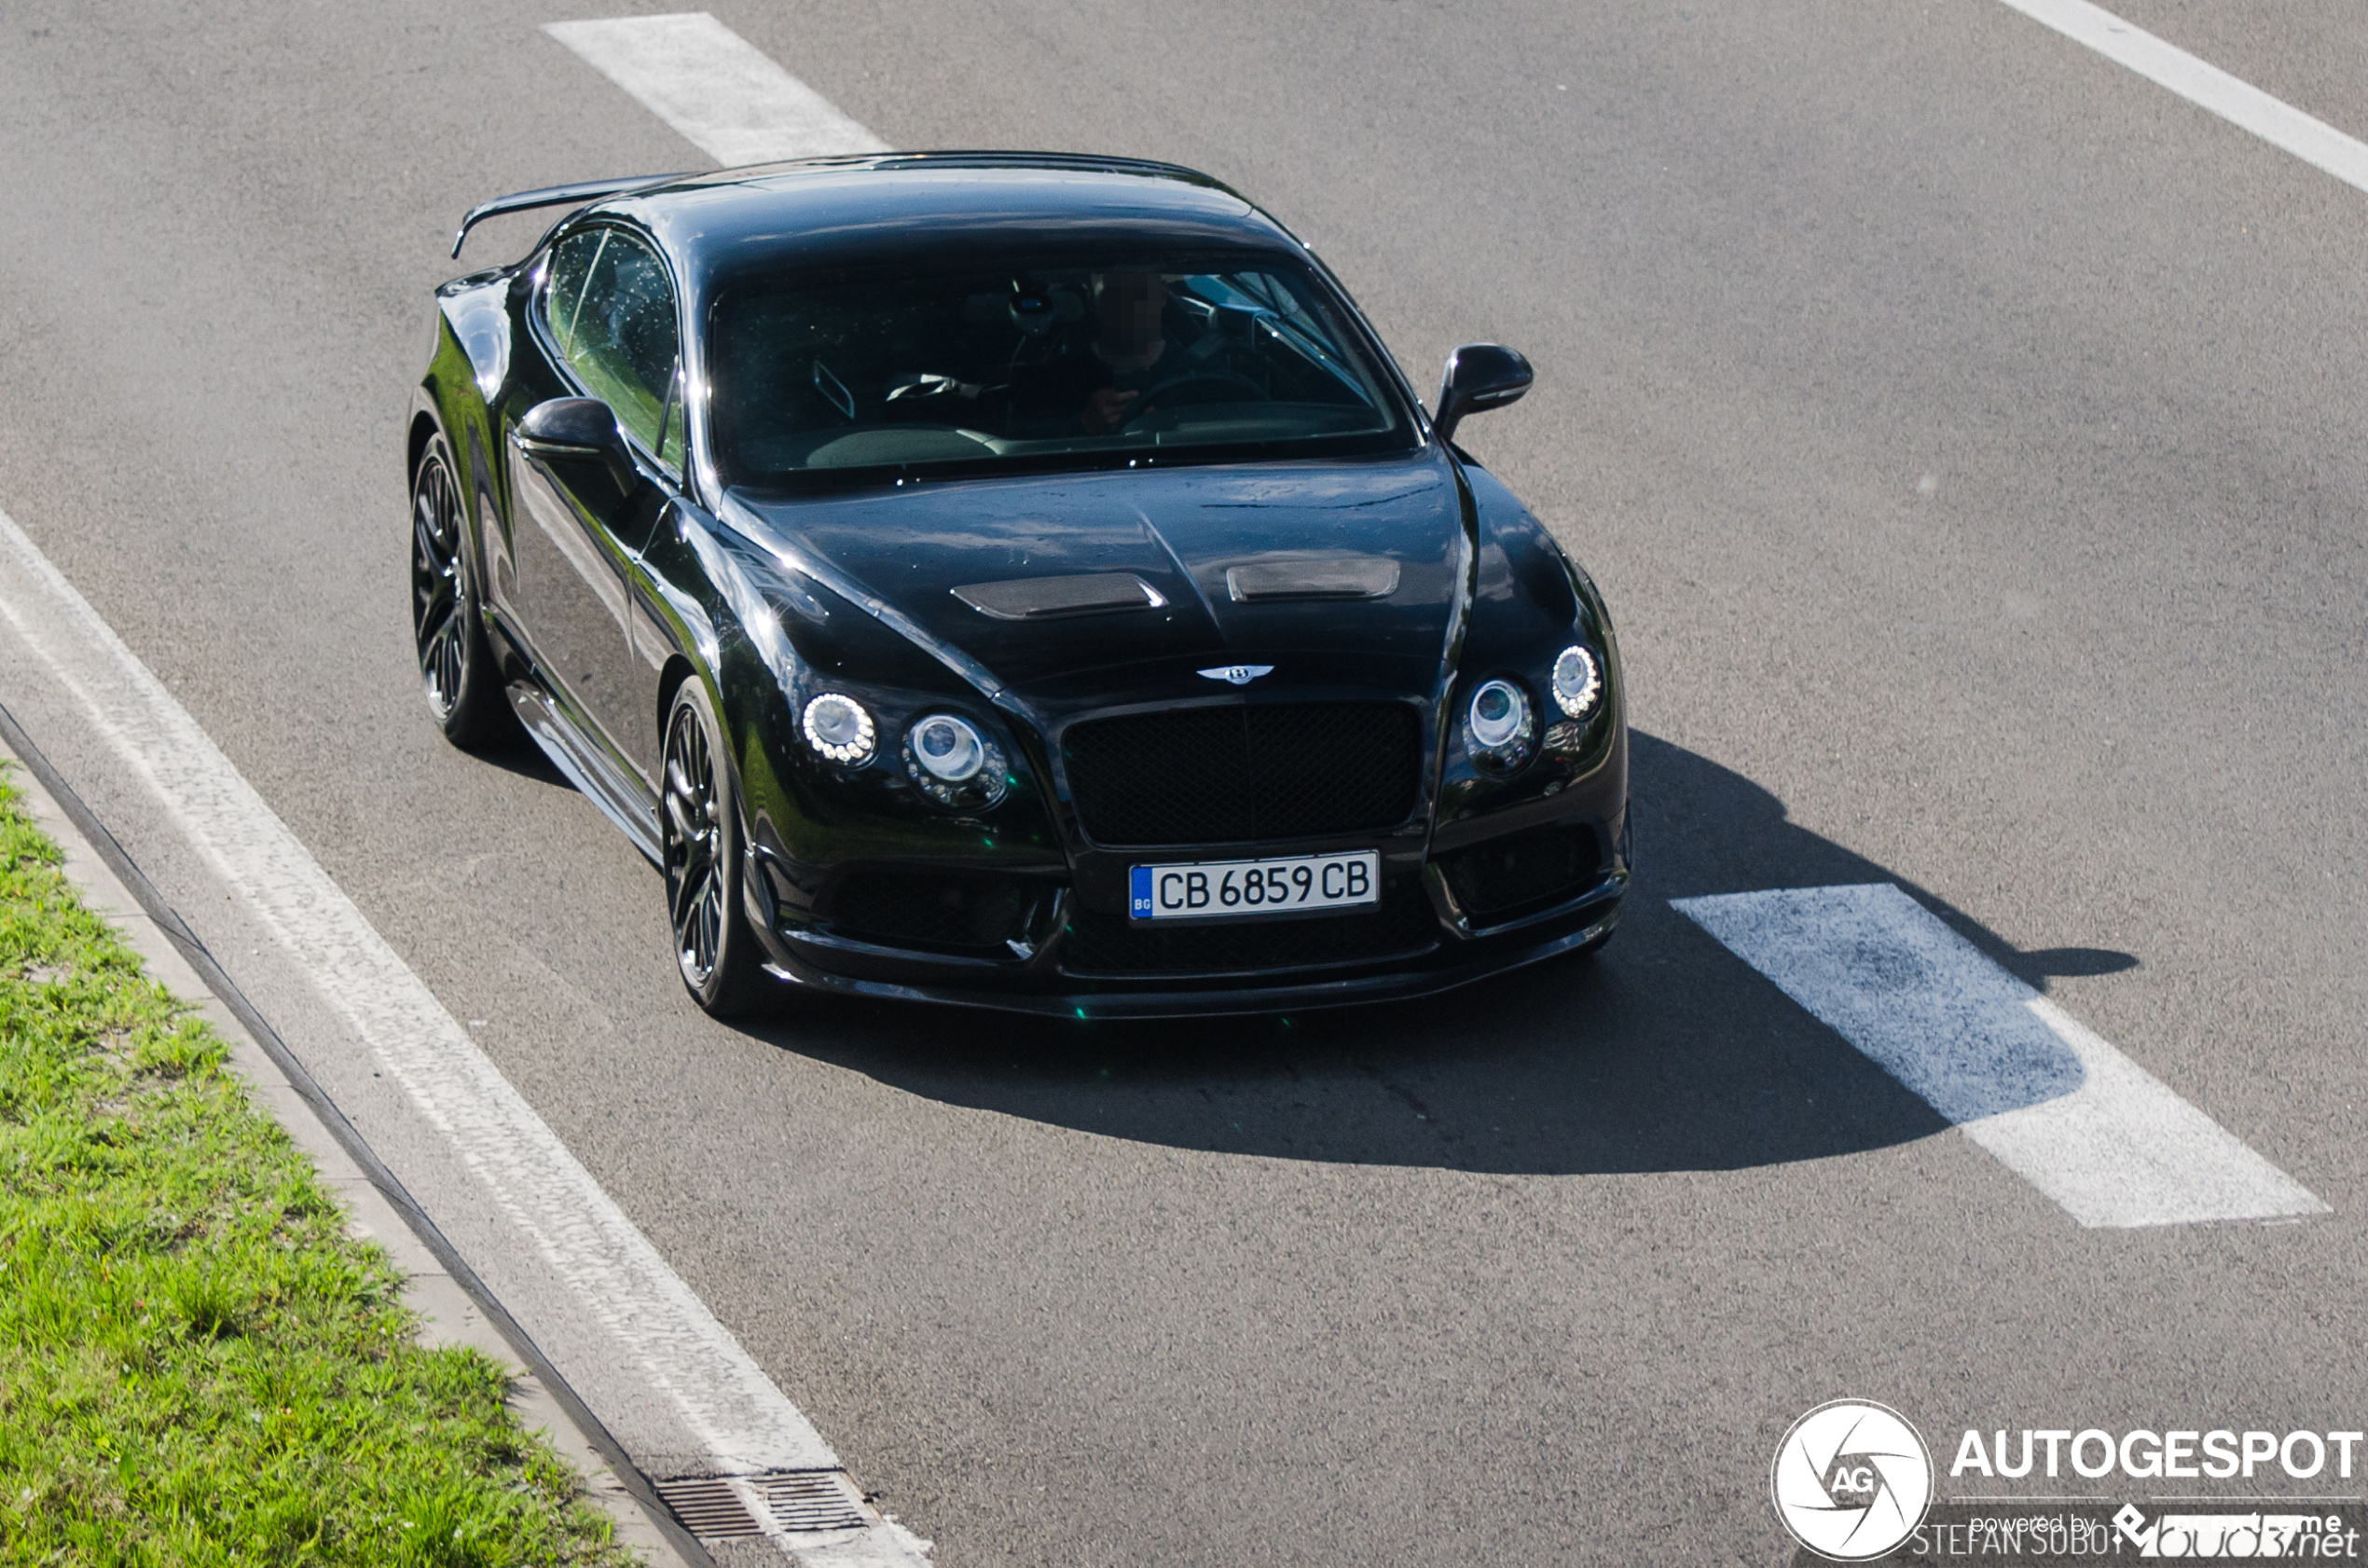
[
  {"x1": 1995, "y1": 0, "x2": 2368, "y2": 198},
  {"x1": 544, "y1": 12, "x2": 888, "y2": 166},
  {"x1": 1674, "y1": 884, "x2": 2325, "y2": 1229},
  {"x1": 546, "y1": 4, "x2": 2368, "y2": 202}
]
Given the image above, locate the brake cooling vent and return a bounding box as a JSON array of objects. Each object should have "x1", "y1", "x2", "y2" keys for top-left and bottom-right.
[
  {"x1": 1062, "y1": 701, "x2": 1422, "y2": 846},
  {"x1": 824, "y1": 870, "x2": 1040, "y2": 953},
  {"x1": 1436, "y1": 822, "x2": 1603, "y2": 923}
]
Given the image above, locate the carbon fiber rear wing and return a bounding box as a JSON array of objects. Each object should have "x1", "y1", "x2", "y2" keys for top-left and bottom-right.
[{"x1": 450, "y1": 173, "x2": 686, "y2": 259}]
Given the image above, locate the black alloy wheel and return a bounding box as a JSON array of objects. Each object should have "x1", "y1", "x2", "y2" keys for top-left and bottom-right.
[
  {"x1": 410, "y1": 436, "x2": 503, "y2": 747},
  {"x1": 661, "y1": 680, "x2": 765, "y2": 1016}
]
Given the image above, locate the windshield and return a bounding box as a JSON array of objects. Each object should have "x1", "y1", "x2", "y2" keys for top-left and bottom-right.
[{"x1": 708, "y1": 254, "x2": 1413, "y2": 486}]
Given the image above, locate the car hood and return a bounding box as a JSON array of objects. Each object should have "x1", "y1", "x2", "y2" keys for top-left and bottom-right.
[{"x1": 725, "y1": 450, "x2": 1470, "y2": 697}]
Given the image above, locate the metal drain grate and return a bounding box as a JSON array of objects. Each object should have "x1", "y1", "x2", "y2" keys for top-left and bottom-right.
[
  {"x1": 654, "y1": 1476, "x2": 765, "y2": 1541},
  {"x1": 761, "y1": 1470, "x2": 869, "y2": 1533},
  {"x1": 654, "y1": 1470, "x2": 870, "y2": 1541}
]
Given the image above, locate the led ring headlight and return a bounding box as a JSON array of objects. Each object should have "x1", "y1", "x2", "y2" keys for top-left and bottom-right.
[
  {"x1": 902, "y1": 713, "x2": 1008, "y2": 808},
  {"x1": 801, "y1": 692, "x2": 876, "y2": 765},
  {"x1": 1465, "y1": 678, "x2": 1535, "y2": 770},
  {"x1": 1550, "y1": 644, "x2": 1602, "y2": 719},
  {"x1": 910, "y1": 714, "x2": 984, "y2": 781}
]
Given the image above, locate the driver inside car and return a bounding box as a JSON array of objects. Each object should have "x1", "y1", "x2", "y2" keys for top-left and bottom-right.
[
  {"x1": 1011, "y1": 269, "x2": 1191, "y2": 435},
  {"x1": 1076, "y1": 268, "x2": 1170, "y2": 433}
]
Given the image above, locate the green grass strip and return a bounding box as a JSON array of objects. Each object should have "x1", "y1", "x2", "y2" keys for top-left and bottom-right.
[{"x1": 0, "y1": 766, "x2": 639, "y2": 1566}]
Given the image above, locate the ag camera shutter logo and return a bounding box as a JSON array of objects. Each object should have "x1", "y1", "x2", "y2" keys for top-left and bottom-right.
[{"x1": 1771, "y1": 1399, "x2": 1934, "y2": 1561}]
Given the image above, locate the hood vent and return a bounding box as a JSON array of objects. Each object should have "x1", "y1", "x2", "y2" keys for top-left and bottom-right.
[
  {"x1": 954, "y1": 572, "x2": 1166, "y2": 619},
  {"x1": 1225, "y1": 556, "x2": 1399, "y2": 602}
]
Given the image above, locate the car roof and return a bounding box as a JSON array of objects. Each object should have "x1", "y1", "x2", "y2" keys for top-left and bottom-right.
[{"x1": 594, "y1": 153, "x2": 1301, "y2": 284}]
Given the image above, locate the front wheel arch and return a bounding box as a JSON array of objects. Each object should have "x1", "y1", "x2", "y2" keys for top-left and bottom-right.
[
  {"x1": 660, "y1": 676, "x2": 767, "y2": 1016},
  {"x1": 409, "y1": 429, "x2": 507, "y2": 749},
  {"x1": 656, "y1": 654, "x2": 698, "y2": 754},
  {"x1": 406, "y1": 411, "x2": 439, "y2": 490}
]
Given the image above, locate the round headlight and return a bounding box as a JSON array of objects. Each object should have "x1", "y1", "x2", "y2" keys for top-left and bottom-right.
[
  {"x1": 909, "y1": 714, "x2": 985, "y2": 782},
  {"x1": 801, "y1": 693, "x2": 875, "y2": 765},
  {"x1": 1466, "y1": 678, "x2": 1534, "y2": 763},
  {"x1": 1550, "y1": 644, "x2": 1602, "y2": 719},
  {"x1": 902, "y1": 713, "x2": 1008, "y2": 808}
]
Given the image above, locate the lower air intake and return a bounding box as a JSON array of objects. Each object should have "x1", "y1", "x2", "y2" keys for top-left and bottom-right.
[
  {"x1": 824, "y1": 871, "x2": 1039, "y2": 953},
  {"x1": 1436, "y1": 822, "x2": 1603, "y2": 923}
]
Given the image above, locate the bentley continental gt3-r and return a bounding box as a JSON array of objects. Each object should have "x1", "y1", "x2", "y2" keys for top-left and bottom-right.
[{"x1": 407, "y1": 153, "x2": 1629, "y2": 1018}]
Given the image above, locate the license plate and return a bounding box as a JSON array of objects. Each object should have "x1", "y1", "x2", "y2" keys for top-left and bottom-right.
[{"x1": 1128, "y1": 850, "x2": 1381, "y2": 921}]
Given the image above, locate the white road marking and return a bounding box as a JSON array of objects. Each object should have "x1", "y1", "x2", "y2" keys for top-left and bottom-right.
[
  {"x1": 1673, "y1": 884, "x2": 2326, "y2": 1228},
  {"x1": 0, "y1": 509, "x2": 856, "y2": 1486},
  {"x1": 1995, "y1": 0, "x2": 2368, "y2": 198},
  {"x1": 544, "y1": 12, "x2": 888, "y2": 166}
]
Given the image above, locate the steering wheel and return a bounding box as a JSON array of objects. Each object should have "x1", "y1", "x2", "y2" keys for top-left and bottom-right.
[{"x1": 1120, "y1": 369, "x2": 1269, "y2": 427}]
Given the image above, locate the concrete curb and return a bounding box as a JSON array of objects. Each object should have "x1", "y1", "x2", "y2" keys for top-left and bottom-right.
[{"x1": 0, "y1": 719, "x2": 705, "y2": 1568}]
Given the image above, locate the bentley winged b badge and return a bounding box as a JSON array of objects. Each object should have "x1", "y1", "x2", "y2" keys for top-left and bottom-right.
[{"x1": 1197, "y1": 665, "x2": 1275, "y2": 686}]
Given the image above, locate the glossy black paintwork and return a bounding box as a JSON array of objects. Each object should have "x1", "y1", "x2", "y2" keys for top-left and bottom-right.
[
  {"x1": 408, "y1": 153, "x2": 1629, "y2": 1017},
  {"x1": 1434, "y1": 343, "x2": 1535, "y2": 443},
  {"x1": 729, "y1": 453, "x2": 1465, "y2": 694},
  {"x1": 515, "y1": 396, "x2": 632, "y2": 466}
]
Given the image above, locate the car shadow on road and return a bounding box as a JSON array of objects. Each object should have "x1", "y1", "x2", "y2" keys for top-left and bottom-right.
[
  {"x1": 740, "y1": 730, "x2": 2138, "y2": 1176},
  {"x1": 467, "y1": 722, "x2": 575, "y2": 791}
]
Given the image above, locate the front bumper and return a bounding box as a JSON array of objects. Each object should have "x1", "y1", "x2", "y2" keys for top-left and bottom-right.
[{"x1": 742, "y1": 812, "x2": 1628, "y2": 1019}]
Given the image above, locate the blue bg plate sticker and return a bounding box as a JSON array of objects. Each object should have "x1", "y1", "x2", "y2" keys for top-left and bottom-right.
[{"x1": 1129, "y1": 850, "x2": 1380, "y2": 921}]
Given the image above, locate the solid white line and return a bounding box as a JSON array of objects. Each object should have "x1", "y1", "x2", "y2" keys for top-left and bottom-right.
[
  {"x1": 0, "y1": 508, "x2": 838, "y2": 1473},
  {"x1": 545, "y1": 12, "x2": 888, "y2": 166},
  {"x1": 1673, "y1": 884, "x2": 2326, "y2": 1228},
  {"x1": 1995, "y1": 0, "x2": 2368, "y2": 198}
]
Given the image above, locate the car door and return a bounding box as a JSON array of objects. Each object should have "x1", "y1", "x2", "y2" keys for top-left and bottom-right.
[{"x1": 509, "y1": 225, "x2": 684, "y2": 785}]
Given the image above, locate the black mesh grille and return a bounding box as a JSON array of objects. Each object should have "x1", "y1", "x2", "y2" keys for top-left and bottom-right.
[
  {"x1": 824, "y1": 871, "x2": 1039, "y2": 953},
  {"x1": 1060, "y1": 873, "x2": 1437, "y2": 976},
  {"x1": 1062, "y1": 702, "x2": 1423, "y2": 846},
  {"x1": 1436, "y1": 823, "x2": 1603, "y2": 922}
]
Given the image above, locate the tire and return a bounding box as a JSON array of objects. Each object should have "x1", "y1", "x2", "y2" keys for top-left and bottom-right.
[
  {"x1": 661, "y1": 678, "x2": 767, "y2": 1017},
  {"x1": 410, "y1": 435, "x2": 506, "y2": 749}
]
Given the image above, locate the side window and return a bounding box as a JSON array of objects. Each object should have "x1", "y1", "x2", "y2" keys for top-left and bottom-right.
[
  {"x1": 542, "y1": 228, "x2": 684, "y2": 475},
  {"x1": 541, "y1": 230, "x2": 604, "y2": 361}
]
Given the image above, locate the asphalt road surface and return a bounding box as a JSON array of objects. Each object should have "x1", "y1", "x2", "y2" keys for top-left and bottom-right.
[{"x1": 5, "y1": 1, "x2": 2366, "y2": 1562}]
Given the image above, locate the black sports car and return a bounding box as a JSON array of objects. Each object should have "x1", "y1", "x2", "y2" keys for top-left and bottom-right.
[{"x1": 408, "y1": 153, "x2": 1628, "y2": 1018}]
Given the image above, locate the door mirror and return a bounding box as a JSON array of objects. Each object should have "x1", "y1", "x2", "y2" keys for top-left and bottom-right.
[
  {"x1": 516, "y1": 397, "x2": 634, "y2": 486},
  {"x1": 1433, "y1": 344, "x2": 1534, "y2": 444}
]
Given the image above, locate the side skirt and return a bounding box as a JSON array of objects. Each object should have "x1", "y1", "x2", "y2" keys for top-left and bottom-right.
[{"x1": 504, "y1": 681, "x2": 664, "y2": 866}]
